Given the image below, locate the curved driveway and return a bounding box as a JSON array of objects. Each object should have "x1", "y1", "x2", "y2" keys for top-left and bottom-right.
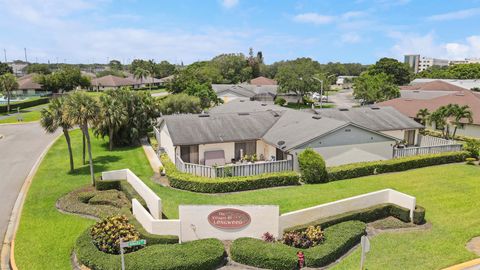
[{"x1": 0, "y1": 122, "x2": 59, "y2": 246}]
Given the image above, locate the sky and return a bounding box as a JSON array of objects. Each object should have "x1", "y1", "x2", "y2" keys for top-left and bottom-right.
[{"x1": 1, "y1": 0, "x2": 480, "y2": 65}]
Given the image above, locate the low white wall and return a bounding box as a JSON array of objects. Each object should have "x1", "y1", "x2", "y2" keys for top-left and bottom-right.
[
  {"x1": 132, "y1": 199, "x2": 181, "y2": 237},
  {"x1": 102, "y1": 169, "x2": 163, "y2": 219},
  {"x1": 279, "y1": 189, "x2": 415, "y2": 233},
  {"x1": 179, "y1": 205, "x2": 279, "y2": 242}
]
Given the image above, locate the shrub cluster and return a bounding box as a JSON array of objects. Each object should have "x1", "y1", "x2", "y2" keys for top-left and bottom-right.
[
  {"x1": 274, "y1": 97, "x2": 287, "y2": 106},
  {"x1": 464, "y1": 139, "x2": 480, "y2": 159},
  {"x1": 328, "y1": 151, "x2": 468, "y2": 181},
  {"x1": 0, "y1": 97, "x2": 49, "y2": 113},
  {"x1": 282, "y1": 225, "x2": 324, "y2": 248},
  {"x1": 90, "y1": 215, "x2": 142, "y2": 254},
  {"x1": 76, "y1": 229, "x2": 226, "y2": 270},
  {"x1": 231, "y1": 221, "x2": 366, "y2": 269},
  {"x1": 298, "y1": 148, "x2": 328, "y2": 183},
  {"x1": 160, "y1": 154, "x2": 300, "y2": 193},
  {"x1": 95, "y1": 178, "x2": 121, "y2": 191}
]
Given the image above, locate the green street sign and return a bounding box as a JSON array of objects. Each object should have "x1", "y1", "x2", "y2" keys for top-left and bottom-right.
[{"x1": 121, "y1": 239, "x2": 146, "y2": 248}]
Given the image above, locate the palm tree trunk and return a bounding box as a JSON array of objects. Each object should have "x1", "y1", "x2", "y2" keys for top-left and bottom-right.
[
  {"x1": 150, "y1": 77, "x2": 153, "y2": 91},
  {"x1": 82, "y1": 133, "x2": 86, "y2": 165},
  {"x1": 83, "y1": 124, "x2": 95, "y2": 186},
  {"x1": 453, "y1": 126, "x2": 458, "y2": 138},
  {"x1": 63, "y1": 128, "x2": 74, "y2": 172},
  {"x1": 109, "y1": 128, "x2": 114, "y2": 151},
  {"x1": 7, "y1": 91, "x2": 10, "y2": 114}
]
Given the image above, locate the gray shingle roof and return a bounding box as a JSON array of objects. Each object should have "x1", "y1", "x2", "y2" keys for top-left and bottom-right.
[
  {"x1": 209, "y1": 99, "x2": 286, "y2": 114},
  {"x1": 262, "y1": 110, "x2": 348, "y2": 151},
  {"x1": 212, "y1": 84, "x2": 278, "y2": 98},
  {"x1": 311, "y1": 106, "x2": 424, "y2": 131},
  {"x1": 161, "y1": 111, "x2": 283, "y2": 146}
]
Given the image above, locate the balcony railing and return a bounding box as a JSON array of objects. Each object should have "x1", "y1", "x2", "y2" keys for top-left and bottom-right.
[{"x1": 175, "y1": 155, "x2": 293, "y2": 178}]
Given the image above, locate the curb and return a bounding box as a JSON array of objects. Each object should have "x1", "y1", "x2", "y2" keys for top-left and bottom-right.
[
  {"x1": 141, "y1": 137, "x2": 161, "y2": 174},
  {"x1": 0, "y1": 133, "x2": 61, "y2": 270},
  {"x1": 442, "y1": 259, "x2": 480, "y2": 270}
]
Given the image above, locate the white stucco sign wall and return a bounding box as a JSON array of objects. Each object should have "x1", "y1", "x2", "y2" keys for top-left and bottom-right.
[{"x1": 179, "y1": 205, "x2": 279, "y2": 242}]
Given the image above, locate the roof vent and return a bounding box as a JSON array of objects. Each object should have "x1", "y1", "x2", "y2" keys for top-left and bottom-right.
[
  {"x1": 413, "y1": 90, "x2": 420, "y2": 93},
  {"x1": 371, "y1": 106, "x2": 380, "y2": 110},
  {"x1": 261, "y1": 103, "x2": 267, "y2": 106},
  {"x1": 405, "y1": 98, "x2": 413, "y2": 101},
  {"x1": 198, "y1": 114, "x2": 210, "y2": 118},
  {"x1": 339, "y1": 108, "x2": 349, "y2": 111},
  {"x1": 239, "y1": 99, "x2": 245, "y2": 102},
  {"x1": 272, "y1": 111, "x2": 280, "y2": 117},
  {"x1": 277, "y1": 140, "x2": 285, "y2": 146},
  {"x1": 312, "y1": 115, "x2": 322, "y2": 120},
  {"x1": 238, "y1": 112, "x2": 250, "y2": 116},
  {"x1": 455, "y1": 92, "x2": 465, "y2": 96}
]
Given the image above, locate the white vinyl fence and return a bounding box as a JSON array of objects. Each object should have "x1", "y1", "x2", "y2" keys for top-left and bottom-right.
[{"x1": 393, "y1": 135, "x2": 462, "y2": 158}]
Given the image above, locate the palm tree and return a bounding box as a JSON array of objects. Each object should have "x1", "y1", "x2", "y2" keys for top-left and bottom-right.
[
  {"x1": 40, "y1": 97, "x2": 75, "y2": 172},
  {"x1": 428, "y1": 108, "x2": 448, "y2": 139},
  {"x1": 451, "y1": 105, "x2": 473, "y2": 138},
  {"x1": 147, "y1": 60, "x2": 156, "y2": 91},
  {"x1": 416, "y1": 108, "x2": 430, "y2": 126},
  {"x1": 0, "y1": 73, "x2": 19, "y2": 114},
  {"x1": 95, "y1": 93, "x2": 128, "y2": 150},
  {"x1": 133, "y1": 68, "x2": 149, "y2": 88},
  {"x1": 64, "y1": 91, "x2": 100, "y2": 186}
]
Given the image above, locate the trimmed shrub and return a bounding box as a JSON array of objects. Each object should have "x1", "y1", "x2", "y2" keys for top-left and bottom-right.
[
  {"x1": 466, "y1": 158, "x2": 477, "y2": 165},
  {"x1": 286, "y1": 203, "x2": 417, "y2": 232},
  {"x1": 76, "y1": 229, "x2": 225, "y2": 270},
  {"x1": 298, "y1": 148, "x2": 328, "y2": 184},
  {"x1": 231, "y1": 221, "x2": 366, "y2": 269},
  {"x1": 413, "y1": 206, "x2": 426, "y2": 225},
  {"x1": 161, "y1": 154, "x2": 300, "y2": 193},
  {"x1": 282, "y1": 225, "x2": 324, "y2": 248},
  {"x1": 274, "y1": 97, "x2": 287, "y2": 106},
  {"x1": 95, "y1": 178, "x2": 121, "y2": 191},
  {"x1": 464, "y1": 139, "x2": 480, "y2": 159},
  {"x1": 119, "y1": 181, "x2": 148, "y2": 210},
  {"x1": 90, "y1": 215, "x2": 142, "y2": 254},
  {"x1": 328, "y1": 151, "x2": 468, "y2": 181},
  {"x1": 0, "y1": 97, "x2": 49, "y2": 113}
]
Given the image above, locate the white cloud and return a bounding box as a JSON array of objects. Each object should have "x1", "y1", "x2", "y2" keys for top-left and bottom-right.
[
  {"x1": 220, "y1": 0, "x2": 239, "y2": 9},
  {"x1": 341, "y1": 32, "x2": 362, "y2": 44},
  {"x1": 427, "y1": 8, "x2": 480, "y2": 21},
  {"x1": 293, "y1": 13, "x2": 335, "y2": 25},
  {"x1": 341, "y1": 11, "x2": 367, "y2": 20},
  {"x1": 388, "y1": 31, "x2": 480, "y2": 60}
]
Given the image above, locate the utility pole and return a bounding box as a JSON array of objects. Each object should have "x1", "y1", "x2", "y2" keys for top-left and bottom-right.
[{"x1": 24, "y1": 48, "x2": 28, "y2": 62}]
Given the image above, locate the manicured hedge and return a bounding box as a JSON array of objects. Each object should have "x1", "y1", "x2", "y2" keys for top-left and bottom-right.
[
  {"x1": 286, "y1": 203, "x2": 425, "y2": 233},
  {"x1": 75, "y1": 229, "x2": 225, "y2": 270},
  {"x1": 230, "y1": 221, "x2": 366, "y2": 270},
  {"x1": 328, "y1": 151, "x2": 468, "y2": 181},
  {"x1": 161, "y1": 155, "x2": 300, "y2": 193},
  {"x1": 0, "y1": 97, "x2": 49, "y2": 113},
  {"x1": 95, "y1": 178, "x2": 121, "y2": 191}
]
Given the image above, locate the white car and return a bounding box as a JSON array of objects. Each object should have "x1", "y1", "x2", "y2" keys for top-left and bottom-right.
[{"x1": 311, "y1": 93, "x2": 327, "y2": 102}]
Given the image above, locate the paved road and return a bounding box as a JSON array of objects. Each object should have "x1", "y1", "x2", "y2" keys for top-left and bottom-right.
[
  {"x1": 0, "y1": 122, "x2": 59, "y2": 246},
  {"x1": 329, "y1": 88, "x2": 358, "y2": 108}
]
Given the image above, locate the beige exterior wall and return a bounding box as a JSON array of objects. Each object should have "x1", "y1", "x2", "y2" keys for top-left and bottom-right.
[
  {"x1": 382, "y1": 129, "x2": 419, "y2": 145},
  {"x1": 256, "y1": 140, "x2": 277, "y2": 160},
  {"x1": 159, "y1": 124, "x2": 175, "y2": 162},
  {"x1": 455, "y1": 124, "x2": 480, "y2": 138},
  {"x1": 199, "y1": 142, "x2": 235, "y2": 164}
]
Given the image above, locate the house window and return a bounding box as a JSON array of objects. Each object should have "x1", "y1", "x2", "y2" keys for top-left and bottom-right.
[
  {"x1": 404, "y1": 130, "x2": 416, "y2": 146},
  {"x1": 235, "y1": 141, "x2": 256, "y2": 160},
  {"x1": 180, "y1": 145, "x2": 199, "y2": 164}
]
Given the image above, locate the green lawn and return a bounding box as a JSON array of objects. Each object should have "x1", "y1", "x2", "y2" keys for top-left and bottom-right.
[
  {"x1": 14, "y1": 130, "x2": 153, "y2": 270},
  {"x1": 0, "y1": 104, "x2": 47, "y2": 123},
  {"x1": 14, "y1": 130, "x2": 480, "y2": 269}
]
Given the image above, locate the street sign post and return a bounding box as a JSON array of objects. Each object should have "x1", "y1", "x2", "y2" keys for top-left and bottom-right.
[
  {"x1": 119, "y1": 239, "x2": 146, "y2": 270},
  {"x1": 360, "y1": 235, "x2": 370, "y2": 270}
]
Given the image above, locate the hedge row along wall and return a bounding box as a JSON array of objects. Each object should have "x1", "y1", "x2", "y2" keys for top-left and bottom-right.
[
  {"x1": 75, "y1": 229, "x2": 225, "y2": 270},
  {"x1": 160, "y1": 154, "x2": 300, "y2": 193},
  {"x1": 231, "y1": 221, "x2": 366, "y2": 270},
  {"x1": 0, "y1": 97, "x2": 49, "y2": 113},
  {"x1": 328, "y1": 151, "x2": 468, "y2": 181},
  {"x1": 160, "y1": 152, "x2": 467, "y2": 193}
]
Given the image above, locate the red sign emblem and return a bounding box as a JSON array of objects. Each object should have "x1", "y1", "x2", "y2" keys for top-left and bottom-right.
[{"x1": 208, "y1": 208, "x2": 251, "y2": 229}]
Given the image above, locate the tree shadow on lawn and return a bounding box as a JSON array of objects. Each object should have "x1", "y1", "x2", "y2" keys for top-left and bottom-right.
[{"x1": 69, "y1": 155, "x2": 121, "y2": 176}]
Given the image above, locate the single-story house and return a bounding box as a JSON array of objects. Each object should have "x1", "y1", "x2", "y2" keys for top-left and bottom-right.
[
  {"x1": 125, "y1": 73, "x2": 164, "y2": 88},
  {"x1": 212, "y1": 84, "x2": 278, "y2": 103},
  {"x1": 308, "y1": 107, "x2": 424, "y2": 146},
  {"x1": 249, "y1": 76, "x2": 277, "y2": 85},
  {"x1": 410, "y1": 78, "x2": 480, "y2": 91},
  {"x1": 399, "y1": 80, "x2": 466, "y2": 100},
  {"x1": 12, "y1": 73, "x2": 46, "y2": 96},
  {"x1": 157, "y1": 109, "x2": 400, "y2": 168},
  {"x1": 377, "y1": 89, "x2": 480, "y2": 137},
  {"x1": 90, "y1": 75, "x2": 140, "y2": 91}
]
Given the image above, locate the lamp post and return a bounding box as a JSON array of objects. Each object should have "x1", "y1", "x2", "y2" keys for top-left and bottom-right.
[{"x1": 312, "y1": 77, "x2": 324, "y2": 109}]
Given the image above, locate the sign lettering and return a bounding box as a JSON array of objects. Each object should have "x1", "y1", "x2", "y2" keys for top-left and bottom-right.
[{"x1": 208, "y1": 208, "x2": 251, "y2": 229}]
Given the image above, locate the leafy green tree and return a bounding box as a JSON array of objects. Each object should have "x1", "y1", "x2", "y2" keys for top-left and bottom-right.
[
  {"x1": 95, "y1": 93, "x2": 128, "y2": 150},
  {"x1": 133, "y1": 67, "x2": 149, "y2": 86},
  {"x1": 64, "y1": 91, "x2": 100, "y2": 185},
  {"x1": 275, "y1": 58, "x2": 322, "y2": 104},
  {"x1": 211, "y1": 53, "x2": 250, "y2": 83},
  {"x1": 40, "y1": 97, "x2": 74, "y2": 172},
  {"x1": 367, "y1": 57, "x2": 413, "y2": 85},
  {"x1": 427, "y1": 107, "x2": 449, "y2": 138},
  {"x1": 353, "y1": 73, "x2": 400, "y2": 104},
  {"x1": 146, "y1": 60, "x2": 157, "y2": 90},
  {"x1": 298, "y1": 148, "x2": 328, "y2": 184},
  {"x1": 416, "y1": 108, "x2": 430, "y2": 126},
  {"x1": 158, "y1": 93, "x2": 202, "y2": 115},
  {"x1": 108, "y1": 60, "x2": 122, "y2": 71},
  {"x1": 0, "y1": 62, "x2": 13, "y2": 75},
  {"x1": 417, "y1": 63, "x2": 480, "y2": 79},
  {"x1": 155, "y1": 60, "x2": 176, "y2": 78},
  {"x1": 36, "y1": 66, "x2": 91, "y2": 93},
  {"x1": 26, "y1": 63, "x2": 51, "y2": 74},
  {"x1": 184, "y1": 83, "x2": 219, "y2": 108},
  {"x1": 450, "y1": 105, "x2": 473, "y2": 137},
  {"x1": 0, "y1": 73, "x2": 18, "y2": 113},
  {"x1": 96, "y1": 69, "x2": 125, "y2": 78}
]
